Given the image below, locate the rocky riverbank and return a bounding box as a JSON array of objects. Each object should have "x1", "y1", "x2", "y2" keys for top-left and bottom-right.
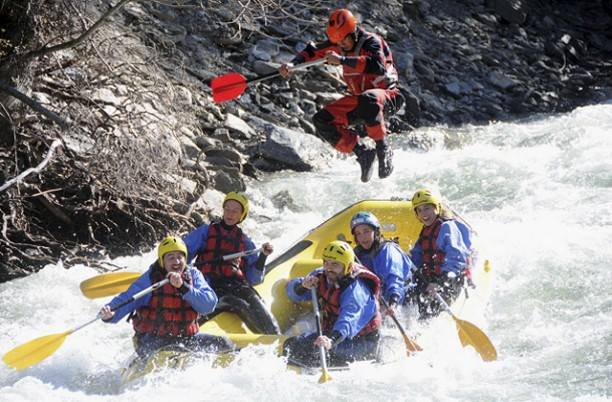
[{"x1": 1, "y1": 0, "x2": 611, "y2": 281}]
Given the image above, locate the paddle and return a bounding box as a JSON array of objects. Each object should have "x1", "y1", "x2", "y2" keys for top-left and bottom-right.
[
  {"x1": 433, "y1": 292, "x2": 497, "y2": 361},
  {"x1": 2, "y1": 279, "x2": 169, "y2": 371},
  {"x1": 211, "y1": 59, "x2": 326, "y2": 103},
  {"x1": 310, "y1": 287, "x2": 332, "y2": 384},
  {"x1": 379, "y1": 298, "x2": 422, "y2": 355},
  {"x1": 80, "y1": 271, "x2": 141, "y2": 299},
  {"x1": 80, "y1": 247, "x2": 263, "y2": 299}
]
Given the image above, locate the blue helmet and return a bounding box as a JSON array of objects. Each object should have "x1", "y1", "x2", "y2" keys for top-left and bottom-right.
[{"x1": 350, "y1": 211, "x2": 381, "y2": 233}]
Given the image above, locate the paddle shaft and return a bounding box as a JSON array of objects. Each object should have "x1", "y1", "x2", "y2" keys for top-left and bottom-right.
[
  {"x1": 83, "y1": 278, "x2": 171, "y2": 333},
  {"x1": 379, "y1": 298, "x2": 422, "y2": 353},
  {"x1": 99, "y1": 279, "x2": 170, "y2": 323},
  {"x1": 245, "y1": 59, "x2": 326, "y2": 86},
  {"x1": 433, "y1": 292, "x2": 458, "y2": 318},
  {"x1": 196, "y1": 247, "x2": 262, "y2": 264},
  {"x1": 310, "y1": 287, "x2": 331, "y2": 376},
  {"x1": 2, "y1": 278, "x2": 170, "y2": 370},
  {"x1": 80, "y1": 278, "x2": 171, "y2": 331},
  {"x1": 80, "y1": 248, "x2": 264, "y2": 299}
]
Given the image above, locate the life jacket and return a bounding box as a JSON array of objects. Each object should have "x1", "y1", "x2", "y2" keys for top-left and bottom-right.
[
  {"x1": 417, "y1": 217, "x2": 472, "y2": 280},
  {"x1": 131, "y1": 268, "x2": 199, "y2": 337},
  {"x1": 417, "y1": 217, "x2": 446, "y2": 279},
  {"x1": 196, "y1": 222, "x2": 246, "y2": 281},
  {"x1": 355, "y1": 239, "x2": 412, "y2": 285},
  {"x1": 315, "y1": 264, "x2": 382, "y2": 337},
  {"x1": 341, "y1": 29, "x2": 399, "y2": 95}
]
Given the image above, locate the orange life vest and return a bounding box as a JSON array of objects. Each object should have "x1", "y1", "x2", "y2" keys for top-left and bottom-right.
[
  {"x1": 196, "y1": 222, "x2": 246, "y2": 281},
  {"x1": 315, "y1": 265, "x2": 382, "y2": 336},
  {"x1": 131, "y1": 269, "x2": 199, "y2": 337},
  {"x1": 341, "y1": 30, "x2": 398, "y2": 95},
  {"x1": 417, "y1": 217, "x2": 447, "y2": 279},
  {"x1": 417, "y1": 217, "x2": 473, "y2": 281}
]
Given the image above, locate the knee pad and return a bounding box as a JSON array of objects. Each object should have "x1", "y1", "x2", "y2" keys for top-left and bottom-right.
[
  {"x1": 313, "y1": 109, "x2": 341, "y2": 145},
  {"x1": 357, "y1": 93, "x2": 384, "y2": 126}
]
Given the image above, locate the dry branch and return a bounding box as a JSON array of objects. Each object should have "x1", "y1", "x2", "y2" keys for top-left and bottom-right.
[
  {"x1": 0, "y1": 139, "x2": 63, "y2": 192},
  {"x1": 0, "y1": 80, "x2": 68, "y2": 127}
]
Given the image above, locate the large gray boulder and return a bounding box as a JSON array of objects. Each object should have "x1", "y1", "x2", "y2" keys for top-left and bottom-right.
[{"x1": 248, "y1": 116, "x2": 329, "y2": 172}]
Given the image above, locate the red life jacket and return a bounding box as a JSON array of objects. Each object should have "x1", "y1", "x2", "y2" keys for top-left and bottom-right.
[
  {"x1": 417, "y1": 217, "x2": 446, "y2": 279},
  {"x1": 315, "y1": 264, "x2": 382, "y2": 337},
  {"x1": 296, "y1": 29, "x2": 398, "y2": 96},
  {"x1": 196, "y1": 222, "x2": 246, "y2": 281},
  {"x1": 131, "y1": 269, "x2": 199, "y2": 337},
  {"x1": 341, "y1": 30, "x2": 399, "y2": 95},
  {"x1": 417, "y1": 218, "x2": 473, "y2": 281}
]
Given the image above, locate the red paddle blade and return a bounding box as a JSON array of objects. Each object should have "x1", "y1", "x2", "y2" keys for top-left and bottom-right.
[{"x1": 211, "y1": 72, "x2": 247, "y2": 103}]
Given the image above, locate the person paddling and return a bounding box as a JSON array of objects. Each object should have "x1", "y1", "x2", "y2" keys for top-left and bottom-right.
[
  {"x1": 408, "y1": 189, "x2": 474, "y2": 319},
  {"x1": 99, "y1": 236, "x2": 233, "y2": 357},
  {"x1": 283, "y1": 240, "x2": 381, "y2": 367},
  {"x1": 183, "y1": 191, "x2": 280, "y2": 335},
  {"x1": 279, "y1": 8, "x2": 403, "y2": 183},
  {"x1": 350, "y1": 211, "x2": 415, "y2": 316}
]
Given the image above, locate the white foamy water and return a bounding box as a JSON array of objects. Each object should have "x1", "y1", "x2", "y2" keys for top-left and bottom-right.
[{"x1": 1, "y1": 102, "x2": 611, "y2": 401}]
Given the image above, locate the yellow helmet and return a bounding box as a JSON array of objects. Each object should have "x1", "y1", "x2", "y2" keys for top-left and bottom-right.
[
  {"x1": 157, "y1": 235, "x2": 188, "y2": 268},
  {"x1": 411, "y1": 188, "x2": 442, "y2": 212},
  {"x1": 223, "y1": 191, "x2": 249, "y2": 222},
  {"x1": 322, "y1": 240, "x2": 355, "y2": 275}
]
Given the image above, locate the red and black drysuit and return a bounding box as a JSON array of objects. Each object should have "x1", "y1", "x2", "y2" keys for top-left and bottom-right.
[{"x1": 291, "y1": 28, "x2": 403, "y2": 155}]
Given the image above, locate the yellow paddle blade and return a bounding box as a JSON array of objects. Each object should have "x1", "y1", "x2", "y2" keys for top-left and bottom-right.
[
  {"x1": 454, "y1": 318, "x2": 498, "y2": 362},
  {"x1": 3, "y1": 331, "x2": 71, "y2": 370},
  {"x1": 80, "y1": 272, "x2": 140, "y2": 299},
  {"x1": 318, "y1": 368, "x2": 332, "y2": 383},
  {"x1": 403, "y1": 334, "x2": 423, "y2": 354}
]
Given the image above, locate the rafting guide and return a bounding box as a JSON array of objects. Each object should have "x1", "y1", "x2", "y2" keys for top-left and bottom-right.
[{"x1": 279, "y1": 8, "x2": 403, "y2": 183}]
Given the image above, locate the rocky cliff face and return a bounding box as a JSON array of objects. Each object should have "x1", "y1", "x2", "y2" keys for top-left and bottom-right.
[{"x1": 0, "y1": 0, "x2": 610, "y2": 281}]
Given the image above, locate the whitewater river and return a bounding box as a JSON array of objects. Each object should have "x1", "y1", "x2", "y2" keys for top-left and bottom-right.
[{"x1": 1, "y1": 102, "x2": 611, "y2": 401}]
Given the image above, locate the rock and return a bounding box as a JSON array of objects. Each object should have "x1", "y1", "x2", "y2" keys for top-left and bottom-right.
[
  {"x1": 176, "y1": 86, "x2": 193, "y2": 106},
  {"x1": 413, "y1": 56, "x2": 436, "y2": 87},
  {"x1": 444, "y1": 81, "x2": 464, "y2": 97},
  {"x1": 249, "y1": 116, "x2": 329, "y2": 171},
  {"x1": 180, "y1": 136, "x2": 202, "y2": 160},
  {"x1": 213, "y1": 128, "x2": 232, "y2": 142},
  {"x1": 224, "y1": 113, "x2": 255, "y2": 139},
  {"x1": 250, "y1": 39, "x2": 280, "y2": 61},
  {"x1": 213, "y1": 169, "x2": 246, "y2": 193},
  {"x1": 489, "y1": 0, "x2": 526, "y2": 25},
  {"x1": 298, "y1": 117, "x2": 316, "y2": 134},
  {"x1": 253, "y1": 60, "x2": 279, "y2": 75},
  {"x1": 488, "y1": 71, "x2": 519, "y2": 91},
  {"x1": 401, "y1": 88, "x2": 421, "y2": 120},
  {"x1": 205, "y1": 147, "x2": 245, "y2": 164},
  {"x1": 271, "y1": 190, "x2": 301, "y2": 211},
  {"x1": 195, "y1": 136, "x2": 220, "y2": 151},
  {"x1": 90, "y1": 87, "x2": 123, "y2": 106},
  {"x1": 165, "y1": 174, "x2": 198, "y2": 195}
]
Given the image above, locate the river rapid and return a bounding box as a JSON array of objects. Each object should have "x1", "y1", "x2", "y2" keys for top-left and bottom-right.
[{"x1": 1, "y1": 102, "x2": 611, "y2": 402}]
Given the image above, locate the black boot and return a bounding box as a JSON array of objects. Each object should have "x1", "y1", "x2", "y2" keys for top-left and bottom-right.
[
  {"x1": 354, "y1": 144, "x2": 376, "y2": 183},
  {"x1": 376, "y1": 140, "x2": 394, "y2": 179}
]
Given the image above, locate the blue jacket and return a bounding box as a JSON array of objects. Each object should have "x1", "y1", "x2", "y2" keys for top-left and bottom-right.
[
  {"x1": 104, "y1": 266, "x2": 217, "y2": 324},
  {"x1": 410, "y1": 219, "x2": 472, "y2": 276},
  {"x1": 286, "y1": 268, "x2": 378, "y2": 340},
  {"x1": 355, "y1": 241, "x2": 414, "y2": 304},
  {"x1": 183, "y1": 224, "x2": 264, "y2": 285}
]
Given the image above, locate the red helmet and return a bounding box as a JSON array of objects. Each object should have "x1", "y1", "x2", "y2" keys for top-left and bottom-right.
[{"x1": 327, "y1": 9, "x2": 357, "y2": 43}]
